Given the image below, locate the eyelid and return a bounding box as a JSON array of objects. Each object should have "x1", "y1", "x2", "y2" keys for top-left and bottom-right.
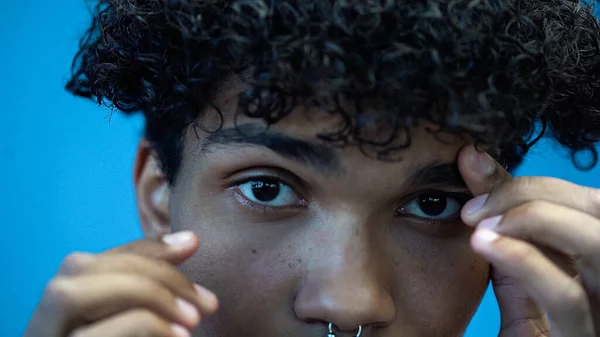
[
  {"x1": 398, "y1": 190, "x2": 471, "y2": 205},
  {"x1": 230, "y1": 178, "x2": 309, "y2": 214},
  {"x1": 395, "y1": 191, "x2": 471, "y2": 216},
  {"x1": 226, "y1": 169, "x2": 309, "y2": 202}
]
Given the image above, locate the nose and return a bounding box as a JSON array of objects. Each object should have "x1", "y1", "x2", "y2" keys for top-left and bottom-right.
[{"x1": 293, "y1": 213, "x2": 396, "y2": 331}]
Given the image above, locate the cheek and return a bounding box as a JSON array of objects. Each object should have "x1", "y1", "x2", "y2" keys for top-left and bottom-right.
[
  {"x1": 169, "y1": 181, "x2": 490, "y2": 335},
  {"x1": 170, "y1": 180, "x2": 299, "y2": 290},
  {"x1": 171, "y1": 194, "x2": 304, "y2": 333},
  {"x1": 174, "y1": 207, "x2": 300, "y2": 295},
  {"x1": 393, "y1": 234, "x2": 489, "y2": 334}
]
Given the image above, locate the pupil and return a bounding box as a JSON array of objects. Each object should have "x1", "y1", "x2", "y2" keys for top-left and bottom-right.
[
  {"x1": 418, "y1": 193, "x2": 447, "y2": 216},
  {"x1": 251, "y1": 180, "x2": 280, "y2": 202}
]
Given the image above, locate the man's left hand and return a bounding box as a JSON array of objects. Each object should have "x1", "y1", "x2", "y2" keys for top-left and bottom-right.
[{"x1": 458, "y1": 145, "x2": 600, "y2": 337}]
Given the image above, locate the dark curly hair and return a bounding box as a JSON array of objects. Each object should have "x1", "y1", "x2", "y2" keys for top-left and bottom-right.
[{"x1": 67, "y1": 0, "x2": 600, "y2": 183}]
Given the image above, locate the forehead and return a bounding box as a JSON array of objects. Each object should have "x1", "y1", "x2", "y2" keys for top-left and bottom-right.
[
  {"x1": 194, "y1": 80, "x2": 470, "y2": 161},
  {"x1": 180, "y1": 80, "x2": 471, "y2": 185}
]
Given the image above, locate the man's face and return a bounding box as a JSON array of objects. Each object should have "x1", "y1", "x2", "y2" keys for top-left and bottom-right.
[{"x1": 139, "y1": 89, "x2": 490, "y2": 336}]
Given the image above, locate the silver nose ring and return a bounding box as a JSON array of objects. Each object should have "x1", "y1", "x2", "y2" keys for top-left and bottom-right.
[{"x1": 327, "y1": 322, "x2": 362, "y2": 337}]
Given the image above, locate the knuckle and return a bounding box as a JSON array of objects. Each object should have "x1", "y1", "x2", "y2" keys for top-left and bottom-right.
[
  {"x1": 131, "y1": 309, "x2": 167, "y2": 331},
  {"x1": 488, "y1": 178, "x2": 509, "y2": 195},
  {"x1": 510, "y1": 176, "x2": 536, "y2": 193},
  {"x1": 43, "y1": 277, "x2": 74, "y2": 309},
  {"x1": 124, "y1": 274, "x2": 175, "y2": 303},
  {"x1": 550, "y1": 285, "x2": 588, "y2": 314},
  {"x1": 68, "y1": 328, "x2": 88, "y2": 337},
  {"x1": 130, "y1": 252, "x2": 170, "y2": 269},
  {"x1": 109, "y1": 252, "x2": 170, "y2": 271},
  {"x1": 506, "y1": 176, "x2": 555, "y2": 198},
  {"x1": 588, "y1": 187, "x2": 600, "y2": 216},
  {"x1": 509, "y1": 200, "x2": 548, "y2": 220},
  {"x1": 487, "y1": 178, "x2": 525, "y2": 202},
  {"x1": 503, "y1": 242, "x2": 537, "y2": 263},
  {"x1": 591, "y1": 228, "x2": 600, "y2": 250},
  {"x1": 59, "y1": 252, "x2": 93, "y2": 275},
  {"x1": 148, "y1": 281, "x2": 175, "y2": 303},
  {"x1": 581, "y1": 228, "x2": 600, "y2": 258},
  {"x1": 136, "y1": 309, "x2": 161, "y2": 323},
  {"x1": 564, "y1": 286, "x2": 587, "y2": 305}
]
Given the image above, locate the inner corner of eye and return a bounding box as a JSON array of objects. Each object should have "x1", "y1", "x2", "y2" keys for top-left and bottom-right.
[{"x1": 394, "y1": 204, "x2": 408, "y2": 216}]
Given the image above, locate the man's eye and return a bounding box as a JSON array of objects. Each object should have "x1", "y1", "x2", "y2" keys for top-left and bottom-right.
[
  {"x1": 397, "y1": 192, "x2": 465, "y2": 220},
  {"x1": 235, "y1": 178, "x2": 301, "y2": 207}
]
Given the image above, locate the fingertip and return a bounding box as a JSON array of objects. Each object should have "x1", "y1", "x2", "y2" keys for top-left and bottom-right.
[
  {"x1": 458, "y1": 145, "x2": 511, "y2": 196},
  {"x1": 458, "y1": 144, "x2": 476, "y2": 158},
  {"x1": 457, "y1": 145, "x2": 475, "y2": 172},
  {"x1": 471, "y1": 229, "x2": 500, "y2": 255},
  {"x1": 461, "y1": 194, "x2": 489, "y2": 224},
  {"x1": 171, "y1": 324, "x2": 191, "y2": 337},
  {"x1": 162, "y1": 231, "x2": 197, "y2": 247},
  {"x1": 163, "y1": 231, "x2": 200, "y2": 256},
  {"x1": 457, "y1": 145, "x2": 491, "y2": 195},
  {"x1": 176, "y1": 297, "x2": 200, "y2": 327},
  {"x1": 194, "y1": 284, "x2": 220, "y2": 313},
  {"x1": 459, "y1": 145, "x2": 495, "y2": 176}
]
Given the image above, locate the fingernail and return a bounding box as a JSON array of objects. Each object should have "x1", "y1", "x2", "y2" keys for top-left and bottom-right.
[
  {"x1": 194, "y1": 284, "x2": 218, "y2": 307},
  {"x1": 463, "y1": 194, "x2": 489, "y2": 216},
  {"x1": 176, "y1": 298, "x2": 199, "y2": 325},
  {"x1": 473, "y1": 229, "x2": 499, "y2": 248},
  {"x1": 163, "y1": 231, "x2": 194, "y2": 246},
  {"x1": 171, "y1": 324, "x2": 191, "y2": 337},
  {"x1": 478, "y1": 215, "x2": 502, "y2": 231},
  {"x1": 471, "y1": 149, "x2": 496, "y2": 175}
]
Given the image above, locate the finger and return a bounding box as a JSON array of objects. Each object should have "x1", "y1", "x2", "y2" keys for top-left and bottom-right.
[
  {"x1": 105, "y1": 231, "x2": 199, "y2": 265},
  {"x1": 457, "y1": 145, "x2": 512, "y2": 196},
  {"x1": 471, "y1": 230, "x2": 596, "y2": 337},
  {"x1": 476, "y1": 201, "x2": 600, "y2": 332},
  {"x1": 57, "y1": 252, "x2": 218, "y2": 315},
  {"x1": 43, "y1": 273, "x2": 201, "y2": 330},
  {"x1": 476, "y1": 201, "x2": 600, "y2": 268},
  {"x1": 67, "y1": 309, "x2": 190, "y2": 337},
  {"x1": 462, "y1": 176, "x2": 600, "y2": 226}
]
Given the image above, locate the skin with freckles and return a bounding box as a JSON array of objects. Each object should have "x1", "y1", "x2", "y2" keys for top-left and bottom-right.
[
  {"x1": 21, "y1": 0, "x2": 600, "y2": 334},
  {"x1": 22, "y1": 85, "x2": 600, "y2": 337},
  {"x1": 133, "y1": 95, "x2": 491, "y2": 336}
]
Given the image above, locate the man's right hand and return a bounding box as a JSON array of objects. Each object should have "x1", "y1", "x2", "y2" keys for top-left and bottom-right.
[{"x1": 23, "y1": 231, "x2": 219, "y2": 337}]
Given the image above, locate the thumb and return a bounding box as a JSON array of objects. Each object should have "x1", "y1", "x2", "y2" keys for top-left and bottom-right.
[
  {"x1": 457, "y1": 145, "x2": 512, "y2": 196},
  {"x1": 491, "y1": 267, "x2": 550, "y2": 336}
]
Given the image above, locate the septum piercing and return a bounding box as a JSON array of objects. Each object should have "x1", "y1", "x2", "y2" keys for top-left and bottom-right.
[{"x1": 327, "y1": 322, "x2": 362, "y2": 337}]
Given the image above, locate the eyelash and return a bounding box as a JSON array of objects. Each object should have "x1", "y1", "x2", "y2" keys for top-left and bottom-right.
[
  {"x1": 394, "y1": 191, "x2": 471, "y2": 224},
  {"x1": 230, "y1": 175, "x2": 470, "y2": 222},
  {"x1": 229, "y1": 175, "x2": 308, "y2": 213}
]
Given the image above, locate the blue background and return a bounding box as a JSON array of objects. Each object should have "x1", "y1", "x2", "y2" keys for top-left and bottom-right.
[{"x1": 0, "y1": 2, "x2": 598, "y2": 336}]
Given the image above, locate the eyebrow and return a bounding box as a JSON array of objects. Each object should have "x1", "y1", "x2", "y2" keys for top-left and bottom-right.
[
  {"x1": 200, "y1": 124, "x2": 467, "y2": 190},
  {"x1": 200, "y1": 123, "x2": 343, "y2": 174},
  {"x1": 406, "y1": 162, "x2": 468, "y2": 191}
]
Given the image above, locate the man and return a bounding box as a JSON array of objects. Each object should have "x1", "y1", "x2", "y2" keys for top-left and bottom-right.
[{"x1": 23, "y1": 0, "x2": 600, "y2": 336}]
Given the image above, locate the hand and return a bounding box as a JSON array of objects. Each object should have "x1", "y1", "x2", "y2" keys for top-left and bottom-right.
[
  {"x1": 23, "y1": 232, "x2": 219, "y2": 337},
  {"x1": 457, "y1": 145, "x2": 600, "y2": 337}
]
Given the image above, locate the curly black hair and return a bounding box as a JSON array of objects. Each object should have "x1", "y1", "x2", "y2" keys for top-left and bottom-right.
[{"x1": 67, "y1": 0, "x2": 600, "y2": 183}]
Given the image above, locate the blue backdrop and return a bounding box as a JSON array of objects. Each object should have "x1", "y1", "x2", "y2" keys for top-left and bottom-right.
[{"x1": 0, "y1": 1, "x2": 598, "y2": 336}]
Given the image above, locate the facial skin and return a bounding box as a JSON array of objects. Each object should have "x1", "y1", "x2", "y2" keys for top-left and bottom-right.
[{"x1": 135, "y1": 88, "x2": 490, "y2": 336}]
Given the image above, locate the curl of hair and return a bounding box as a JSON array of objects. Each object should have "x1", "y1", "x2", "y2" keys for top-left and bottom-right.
[{"x1": 67, "y1": 0, "x2": 600, "y2": 183}]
